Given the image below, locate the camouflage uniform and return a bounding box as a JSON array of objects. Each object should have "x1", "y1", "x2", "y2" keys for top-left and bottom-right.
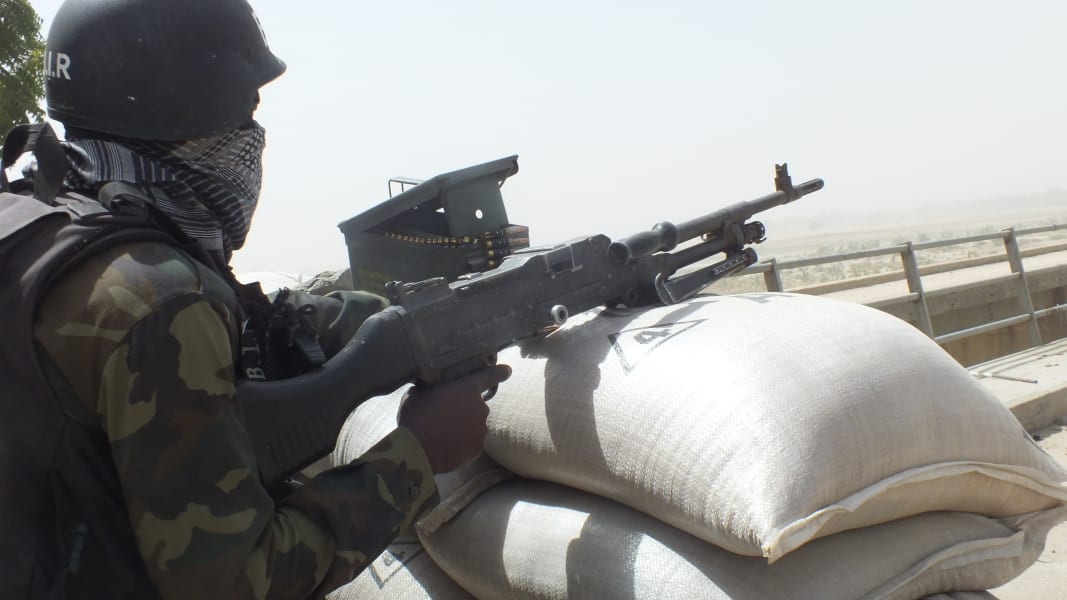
[{"x1": 32, "y1": 239, "x2": 438, "y2": 599}]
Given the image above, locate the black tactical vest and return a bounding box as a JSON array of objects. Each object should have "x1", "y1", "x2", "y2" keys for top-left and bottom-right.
[{"x1": 0, "y1": 189, "x2": 179, "y2": 598}]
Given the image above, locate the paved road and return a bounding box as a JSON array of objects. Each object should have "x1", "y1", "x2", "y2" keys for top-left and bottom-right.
[
  {"x1": 990, "y1": 423, "x2": 1067, "y2": 599},
  {"x1": 967, "y1": 338, "x2": 1067, "y2": 598}
]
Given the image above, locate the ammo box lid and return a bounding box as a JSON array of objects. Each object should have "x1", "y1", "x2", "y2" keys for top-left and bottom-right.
[
  {"x1": 338, "y1": 155, "x2": 519, "y2": 238},
  {"x1": 337, "y1": 156, "x2": 527, "y2": 295}
]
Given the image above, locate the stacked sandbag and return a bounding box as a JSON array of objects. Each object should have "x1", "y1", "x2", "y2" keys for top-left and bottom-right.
[
  {"x1": 325, "y1": 530, "x2": 473, "y2": 600},
  {"x1": 921, "y1": 589, "x2": 1002, "y2": 593},
  {"x1": 331, "y1": 292, "x2": 1067, "y2": 598},
  {"x1": 418, "y1": 479, "x2": 1065, "y2": 599},
  {"x1": 482, "y1": 293, "x2": 1067, "y2": 561}
]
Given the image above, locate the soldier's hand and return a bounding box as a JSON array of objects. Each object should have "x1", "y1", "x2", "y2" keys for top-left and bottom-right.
[{"x1": 397, "y1": 364, "x2": 512, "y2": 474}]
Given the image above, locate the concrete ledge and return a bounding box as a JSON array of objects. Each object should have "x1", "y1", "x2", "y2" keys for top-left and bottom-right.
[
  {"x1": 972, "y1": 338, "x2": 1067, "y2": 431},
  {"x1": 1005, "y1": 386, "x2": 1067, "y2": 431}
]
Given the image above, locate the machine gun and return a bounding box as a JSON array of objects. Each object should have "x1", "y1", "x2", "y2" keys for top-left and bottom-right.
[{"x1": 239, "y1": 163, "x2": 823, "y2": 488}]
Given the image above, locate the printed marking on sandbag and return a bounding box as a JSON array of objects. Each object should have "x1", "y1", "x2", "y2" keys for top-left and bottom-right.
[
  {"x1": 733, "y1": 293, "x2": 788, "y2": 304},
  {"x1": 609, "y1": 319, "x2": 704, "y2": 373},
  {"x1": 369, "y1": 541, "x2": 425, "y2": 588}
]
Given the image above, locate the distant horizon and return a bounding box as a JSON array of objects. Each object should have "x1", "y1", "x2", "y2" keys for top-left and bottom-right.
[{"x1": 788, "y1": 188, "x2": 1067, "y2": 228}]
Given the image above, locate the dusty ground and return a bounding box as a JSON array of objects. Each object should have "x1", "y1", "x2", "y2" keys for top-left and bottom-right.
[
  {"x1": 990, "y1": 421, "x2": 1067, "y2": 599},
  {"x1": 1033, "y1": 421, "x2": 1067, "y2": 461},
  {"x1": 768, "y1": 209, "x2": 1067, "y2": 251}
]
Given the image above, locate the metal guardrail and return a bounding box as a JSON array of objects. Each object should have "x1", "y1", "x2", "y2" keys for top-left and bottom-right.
[{"x1": 738, "y1": 224, "x2": 1067, "y2": 348}]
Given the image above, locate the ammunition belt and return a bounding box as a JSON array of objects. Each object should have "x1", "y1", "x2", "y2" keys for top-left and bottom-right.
[{"x1": 384, "y1": 225, "x2": 530, "y2": 269}]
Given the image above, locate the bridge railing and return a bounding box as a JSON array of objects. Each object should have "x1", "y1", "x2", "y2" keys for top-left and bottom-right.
[{"x1": 738, "y1": 224, "x2": 1067, "y2": 348}]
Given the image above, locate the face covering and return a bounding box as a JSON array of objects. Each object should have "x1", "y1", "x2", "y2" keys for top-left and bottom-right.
[{"x1": 63, "y1": 120, "x2": 267, "y2": 259}]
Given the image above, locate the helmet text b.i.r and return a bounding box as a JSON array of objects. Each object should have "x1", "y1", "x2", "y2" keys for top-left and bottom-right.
[{"x1": 44, "y1": 51, "x2": 71, "y2": 80}]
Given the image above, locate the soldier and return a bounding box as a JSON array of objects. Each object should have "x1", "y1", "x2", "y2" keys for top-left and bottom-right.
[{"x1": 0, "y1": 0, "x2": 509, "y2": 597}]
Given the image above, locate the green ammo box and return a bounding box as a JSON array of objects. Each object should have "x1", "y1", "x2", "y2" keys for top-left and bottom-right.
[{"x1": 338, "y1": 155, "x2": 530, "y2": 296}]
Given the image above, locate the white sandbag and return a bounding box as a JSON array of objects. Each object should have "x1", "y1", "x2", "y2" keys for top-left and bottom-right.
[
  {"x1": 923, "y1": 593, "x2": 1000, "y2": 599},
  {"x1": 420, "y1": 479, "x2": 1065, "y2": 600},
  {"x1": 326, "y1": 531, "x2": 473, "y2": 600},
  {"x1": 482, "y1": 293, "x2": 1067, "y2": 561}
]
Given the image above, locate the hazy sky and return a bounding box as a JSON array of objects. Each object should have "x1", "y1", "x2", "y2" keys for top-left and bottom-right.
[{"x1": 26, "y1": 0, "x2": 1067, "y2": 275}]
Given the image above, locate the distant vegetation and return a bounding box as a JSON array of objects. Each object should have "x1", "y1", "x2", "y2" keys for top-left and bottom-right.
[{"x1": 0, "y1": 0, "x2": 46, "y2": 134}]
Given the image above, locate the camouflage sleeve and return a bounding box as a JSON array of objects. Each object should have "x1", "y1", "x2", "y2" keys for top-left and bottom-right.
[
  {"x1": 109, "y1": 294, "x2": 438, "y2": 599},
  {"x1": 35, "y1": 243, "x2": 435, "y2": 599}
]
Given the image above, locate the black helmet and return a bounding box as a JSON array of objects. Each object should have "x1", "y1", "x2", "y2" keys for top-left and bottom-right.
[{"x1": 45, "y1": 0, "x2": 286, "y2": 141}]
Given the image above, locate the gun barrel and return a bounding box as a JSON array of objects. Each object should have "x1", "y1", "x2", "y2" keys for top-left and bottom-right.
[
  {"x1": 610, "y1": 175, "x2": 823, "y2": 264},
  {"x1": 607, "y1": 221, "x2": 679, "y2": 264},
  {"x1": 675, "y1": 177, "x2": 823, "y2": 241}
]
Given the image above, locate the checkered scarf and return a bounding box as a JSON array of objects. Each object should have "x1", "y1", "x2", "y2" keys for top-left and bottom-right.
[{"x1": 62, "y1": 122, "x2": 266, "y2": 259}]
